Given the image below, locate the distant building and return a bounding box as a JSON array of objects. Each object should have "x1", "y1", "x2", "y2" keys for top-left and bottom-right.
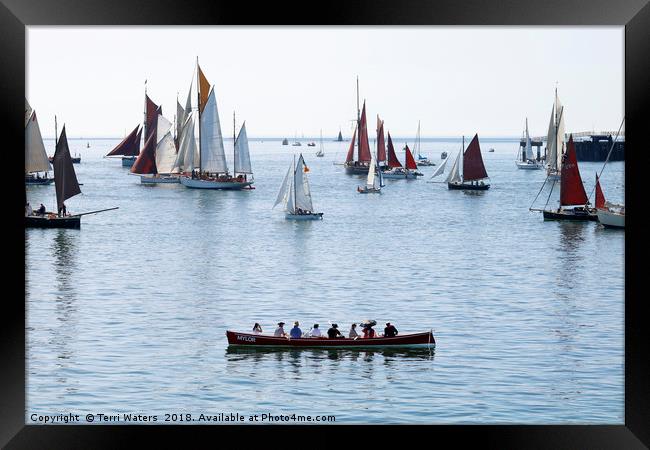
[{"x1": 574, "y1": 134, "x2": 624, "y2": 161}]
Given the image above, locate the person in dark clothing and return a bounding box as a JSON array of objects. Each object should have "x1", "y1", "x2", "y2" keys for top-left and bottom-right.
[
  {"x1": 327, "y1": 323, "x2": 343, "y2": 339},
  {"x1": 38, "y1": 203, "x2": 46, "y2": 215},
  {"x1": 384, "y1": 322, "x2": 398, "y2": 337},
  {"x1": 58, "y1": 203, "x2": 67, "y2": 217}
]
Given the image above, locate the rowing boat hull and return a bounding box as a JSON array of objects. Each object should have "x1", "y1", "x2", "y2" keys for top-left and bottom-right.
[
  {"x1": 140, "y1": 175, "x2": 180, "y2": 184},
  {"x1": 226, "y1": 330, "x2": 435, "y2": 348}
]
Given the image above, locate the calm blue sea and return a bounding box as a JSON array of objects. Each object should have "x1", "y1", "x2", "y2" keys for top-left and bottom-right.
[{"x1": 25, "y1": 136, "x2": 624, "y2": 424}]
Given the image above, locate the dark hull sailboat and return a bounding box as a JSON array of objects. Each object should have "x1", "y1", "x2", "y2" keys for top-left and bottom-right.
[
  {"x1": 543, "y1": 207, "x2": 596, "y2": 221},
  {"x1": 540, "y1": 136, "x2": 595, "y2": 221},
  {"x1": 25, "y1": 214, "x2": 81, "y2": 229},
  {"x1": 448, "y1": 182, "x2": 490, "y2": 191},
  {"x1": 446, "y1": 134, "x2": 490, "y2": 190},
  {"x1": 26, "y1": 125, "x2": 82, "y2": 229},
  {"x1": 344, "y1": 79, "x2": 372, "y2": 175},
  {"x1": 105, "y1": 124, "x2": 142, "y2": 167},
  {"x1": 25, "y1": 175, "x2": 54, "y2": 185}
]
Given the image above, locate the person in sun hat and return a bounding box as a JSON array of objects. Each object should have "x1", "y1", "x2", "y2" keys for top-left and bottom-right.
[{"x1": 274, "y1": 322, "x2": 287, "y2": 337}]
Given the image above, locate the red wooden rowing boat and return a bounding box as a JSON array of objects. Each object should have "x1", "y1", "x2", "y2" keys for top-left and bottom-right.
[{"x1": 226, "y1": 330, "x2": 435, "y2": 348}]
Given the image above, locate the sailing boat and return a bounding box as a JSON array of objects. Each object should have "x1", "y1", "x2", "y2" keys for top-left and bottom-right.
[
  {"x1": 131, "y1": 104, "x2": 180, "y2": 184},
  {"x1": 595, "y1": 174, "x2": 624, "y2": 228},
  {"x1": 383, "y1": 139, "x2": 422, "y2": 179},
  {"x1": 315, "y1": 130, "x2": 325, "y2": 157},
  {"x1": 26, "y1": 125, "x2": 118, "y2": 229},
  {"x1": 25, "y1": 99, "x2": 54, "y2": 185},
  {"x1": 274, "y1": 154, "x2": 323, "y2": 220},
  {"x1": 545, "y1": 88, "x2": 566, "y2": 179},
  {"x1": 535, "y1": 135, "x2": 596, "y2": 221},
  {"x1": 516, "y1": 118, "x2": 543, "y2": 170},
  {"x1": 376, "y1": 116, "x2": 387, "y2": 170},
  {"x1": 413, "y1": 121, "x2": 435, "y2": 166},
  {"x1": 357, "y1": 151, "x2": 383, "y2": 193},
  {"x1": 344, "y1": 77, "x2": 372, "y2": 175},
  {"x1": 105, "y1": 124, "x2": 142, "y2": 167},
  {"x1": 177, "y1": 59, "x2": 254, "y2": 190},
  {"x1": 334, "y1": 129, "x2": 343, "y2": 142},
  {"x1": 447, "y1": 134, "x2": 490, "y2": 190},
  {"x1": 282, "y1": 138, "x2": 289, "y2": 146}
]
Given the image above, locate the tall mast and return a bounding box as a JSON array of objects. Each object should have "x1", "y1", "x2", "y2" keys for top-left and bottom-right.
[
  {"x1": 196, "y1": 57, "x2": 201, "y2": 174},
  {"x1": 54, "y1": 115, "x2": 58, "y2": 147},
  {"x1": 293, "y1": 154, "x2": 296, "y2": 214},
  {"x1": 233, "y1": 111, "x2": 236, "y2": 176},
  {"x1": 461, "y1": 135, "x2": 465, "y2": 182},
  {"x1": 356, "y1": 77, "x2": 361, "y2": 160},
  {"x1": 143, "y1": 79, "x2": 147, "y2": 145}
]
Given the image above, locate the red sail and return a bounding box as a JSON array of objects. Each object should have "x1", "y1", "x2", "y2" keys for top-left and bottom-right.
[
  {"x1": 404, "y1": 144, "x2": 418, "y2": 170},
  {"x1": 377, "y1": 116, "x2": 386, "y2": 163},
  {"x1": 105, "y1": 124, "x2": 141, "y2": 157},
  {"x1": 595, "y1": 173, "x2": 606, "y2": 209},
  {"x1": 131, "y1": 132, "x2": 157, "y2": 174},
  {"x1": 346, "y1": 126, "x2": 357, "y2": 163},
  {"x1": 560, "y1": 136, "x2": 588, "y2": 206},
  {"x1": 462, "y1": 134, "x2": 488, "y2": 181},
  {"x1": 386, "y1": 132, "x2": 402, "y2": 168},
  {"x1": 357, "y1": 102, "x2": 371, "y2": 162},
  {"x1": 145, "y1": 96, "x2": 160, "y2": 142}
]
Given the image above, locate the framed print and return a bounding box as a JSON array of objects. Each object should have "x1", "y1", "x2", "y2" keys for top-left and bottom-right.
[{"x1": 2, "y1": 0, "x2": 649, "y2": 447}]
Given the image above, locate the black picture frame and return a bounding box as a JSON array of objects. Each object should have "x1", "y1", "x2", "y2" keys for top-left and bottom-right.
[{"x1": 3, "y1": 0, "x2": 648, "y2": 447}]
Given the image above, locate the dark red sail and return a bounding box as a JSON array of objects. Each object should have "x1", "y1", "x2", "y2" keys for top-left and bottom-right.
[
  {"x1": 386, "y1": 132, "x2": 402, "y2": 168},
  {"x1": 357, "y1": 102, "x2": 371, "y2": 162},
  {"x1": 145, "y1": 96, "x2": 160, "y2": 142},
  {"x1": 377, "y1": 116, "x2": 386, "y2": 163},
  {"x1": 404, "y1": 144, "x2": 418, "y2": 170},
  {"x1": 345, "y1": 126, "x2": 357, "y2": 163},
  {"x1": 105, "y1": 124, "x2": 141, "y2": 157},
  {"x1": 53, "y1": 125, "x2": 81, "y2": 208},
  {"x1": 462, "y1": 134, "x2": 488, "y2": 181},
  {"x1": 560, "y1": 136, "x2": 588, "y2": 206},
  {"x1": 131, "y1": 132, "x2": 157, "y2": 174},
  {"x1": 595, "y1": 173, "x2": 606, "y2": 209}
]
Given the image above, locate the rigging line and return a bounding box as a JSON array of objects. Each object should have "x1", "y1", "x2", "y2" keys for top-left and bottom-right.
[
  {"x1": 544, "y1": 177, "x2": 558, "y2": 211},
  {"x1": 529, "y1": 174, "x2": 551, "y2": 211},
  {"x1": 586, "y1": 116, "x2": 625, "y2": 202}
]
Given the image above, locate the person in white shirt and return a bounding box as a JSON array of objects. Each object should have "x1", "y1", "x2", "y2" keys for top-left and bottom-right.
[
  {"x1": 274, "y1": 322, "x2": 287, "y2": 337},
  {"x1": 25, "y1": 202, "x2": 33, "y2": 216},
  {"x1": 309, "y1": 324, "x2": 322, "y2": 337},
  {"x1": 252, "y1": 323, "x2": 263, "y2": 334},
  {"x1": 348, "y1": 323, "x2": 359, "y2": 338}
]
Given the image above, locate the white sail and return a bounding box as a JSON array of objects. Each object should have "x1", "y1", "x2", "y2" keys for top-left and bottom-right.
[
  {"x1": 25, "y1": 99, "x2": 32, "y2": 127},
  {"x1": 25, "y1": 111, "x2": 52, "y2": 173},
  {"x1": 556, "y1": 104, "x2": 566, "y2": 170},
  {"x1": 366, "y1": 153, "x2": 377, "y2": 188},
  {"x1": 546, "y1": 104, "x2": 557, "y2": 170},
  {"x1": 176, "y1": 100, "x2": 186, "y2": 144},
  {"x1": 234, "y1": 122, "x2": 253, "y2": 174},
  {"x1": 199, "y1": 88, "x2": 228, "y2": 174},
  {"x1": 274, "y1": 164, "x2": 292, "y2": 209},
  {"x1": 430, "y1": 156, "x2": 449, "y2": 179},
  {"x1": 155, "y1": 132, "x2": 177, "y2": 174},
  {"x1": 285, "y1": 173, "x2": 295, "y2": 214},
  {"x1": 524, "y1": 118, "x2": 532, "y2": 160},
  {"x1": 294, "y1": 155, "x2": 313, "y2": 212},
  {"x1": 445, "y1": 149, "x2": 461, "y2": 183},
  {"x1": 172, "y1": 113, "x2": 197, "y2": 173},
  {"x1": 414, "y1": 121, "x2": 421, "y2": 157},
  {"x1": 316, "y1": 129, "x2": 324, "y2": 156},
  {"x1": 157, "y1": 113, "x2": 172, "y2": 142}
]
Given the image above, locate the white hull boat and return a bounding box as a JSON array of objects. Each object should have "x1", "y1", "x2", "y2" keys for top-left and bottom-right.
[
  {"x1": 285, "y1": 212, "x2": 323, "y2": 220},
  {"x1": 179, "y1": 175, "x2": 253, "y2": 190},
  {"x1": 597, "y1": 208, "x2": 624, "y2": 228},
  {"x1": 382, "y1": 168, "x2": 420, "y2": 179},
  {"x1": 516, "y1": 160, "x2": 543, "y2": 170},
  {"x1": 140, "y1": 174, "x2": 180, "y2": 184}
]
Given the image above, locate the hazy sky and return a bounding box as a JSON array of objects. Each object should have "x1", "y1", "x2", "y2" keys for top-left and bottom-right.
[{"x1": 27, "y1": 26, "x2": 623, "y2": 139}]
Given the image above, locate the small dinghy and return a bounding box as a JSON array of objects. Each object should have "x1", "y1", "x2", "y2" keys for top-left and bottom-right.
[
  {"x1": 226, "y1": 330, "x2": 435, "y2": 348},
  {"x1": 357, "y1": 149, "x2": 383, "y2": 193},
  {"x1": 274, "y1": 154, "x2": 323, "y2": 220}
]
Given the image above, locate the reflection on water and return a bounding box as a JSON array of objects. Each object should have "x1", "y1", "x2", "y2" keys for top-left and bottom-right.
[{"x1": 225, "y1": 346, "x2": 435, "y2": 361}]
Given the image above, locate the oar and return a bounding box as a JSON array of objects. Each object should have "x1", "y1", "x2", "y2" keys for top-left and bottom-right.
[{"x1": 72, "y1": 206, "x2": 119, "y2": 217}]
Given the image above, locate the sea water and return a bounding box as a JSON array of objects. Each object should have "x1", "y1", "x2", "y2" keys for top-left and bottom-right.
[{"x1": 25, "y1": 137, "x2": 624, "y2": 424}]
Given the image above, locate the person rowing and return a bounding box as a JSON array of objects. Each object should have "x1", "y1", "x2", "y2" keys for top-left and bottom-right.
[{"x1": 327, "y1": 323, "x2": 343, "y2": 339}]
